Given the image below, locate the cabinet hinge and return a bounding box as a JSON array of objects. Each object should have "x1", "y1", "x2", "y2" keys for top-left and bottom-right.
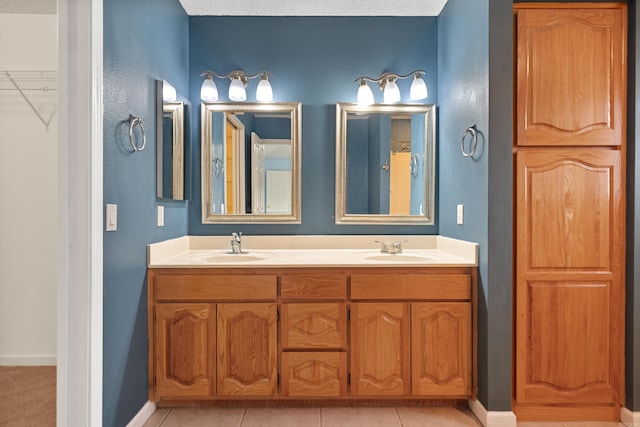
[
  {"x1": 277, "y1": 374, "x2": 280, "y2": 385},
  {"x1": 277, "y1": 309, "x2": 280, "y2": 321},
  {"x1": 347, "y1": 308, "x2": 350, "y2": 321},
  {"x1": 348, "y1": 373, "x2": 351, "y2": 385}
]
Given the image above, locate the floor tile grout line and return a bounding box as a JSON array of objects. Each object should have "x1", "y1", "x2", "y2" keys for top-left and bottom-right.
[
  {"x1": 237, "y1": 408, "x2": 247, "y2": 427},
  {"x1": 156, "y1": 408, "x2": 172, "y2": 426},
  {"x1": 395, "y1": 407, "x2": 404, "y2": 427}
]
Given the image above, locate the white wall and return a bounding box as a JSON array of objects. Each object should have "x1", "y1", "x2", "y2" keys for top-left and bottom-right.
[{"x1": 0, "y1": 13, "x2": 58, "y2": 365}]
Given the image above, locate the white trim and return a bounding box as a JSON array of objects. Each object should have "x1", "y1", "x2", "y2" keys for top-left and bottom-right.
[
  {"x1": 57, "y1": 0, "x2": 103, "y2": 425},
  {"x1": 622, "y1": 408, "x2": 640, "y2": 427},
  {"x1": 469, "y1": 399, "x2": 517, "y2": 427},
  {"x1": 0, "y1": 356, "x2": 57, "y2": 366},
  {"x1": 126, "y1": 401, "x2": 157, "y2": 427}
]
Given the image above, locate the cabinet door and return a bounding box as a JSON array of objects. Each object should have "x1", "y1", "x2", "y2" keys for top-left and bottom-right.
[
  {"x1": 282, "y1": 303, "x2": 346, "y2": 350},
  {"x1": 217, "y1": 303, "x2": 277, "y2": 396},
  {"x1": 515, "y1": 149, "x2": 624, "y2": 404},
  {"x1": 155, "y1": 303, "x2": 216, "y2": 398},
  {"x1": 516, "y1": 7, "x2": 626, "y2": 146},
  {"x1": 350, "y1": 303, "x2": 410, "y2": 396},
  {"x1": 412, "y1": 302, "x2": 471, "y2": 396}
]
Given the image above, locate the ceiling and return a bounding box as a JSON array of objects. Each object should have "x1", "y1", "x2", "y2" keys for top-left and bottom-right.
[{"x1": 179, "y1": 0, "x2": 448, "y2": 16}]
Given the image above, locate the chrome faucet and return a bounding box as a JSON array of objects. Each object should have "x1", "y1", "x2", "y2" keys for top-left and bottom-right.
[
  {"x1": 375, "y1": 240, "x2": 405, "y2": 254},
  {"x1": 230, "y1": 232, "x2": 244, "y2": 254}
]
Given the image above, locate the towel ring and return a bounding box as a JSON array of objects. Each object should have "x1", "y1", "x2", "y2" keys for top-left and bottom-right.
[
  {"x1": 128, "y1": 114, "x2": 146, "y2": 152},
  {"x1": 212, "y1": 157, "x2": 224, "y2": 177},
  {"x1": 409, "y1": 153, "x2": 419, "y2": 177},
  {"x1": 461, "y1": 125, "x2": 477, "y2": 158}
]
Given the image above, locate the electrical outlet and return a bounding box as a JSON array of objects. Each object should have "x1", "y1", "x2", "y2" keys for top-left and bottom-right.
[{"x1": 457, "y1": 204, "x2": 464, "y2": 225}]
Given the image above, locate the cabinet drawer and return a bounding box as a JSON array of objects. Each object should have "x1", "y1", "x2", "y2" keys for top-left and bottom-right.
[
  {"x1": 281, "y1": 352, "x2": 347, "y2": 397},
  {"x1": 351, "y1": 274, "x2": 470, "y2": 300},
  {"x1": 155, "y1": 274, "x2": 277, "y2": 301},
  {"x1": 281, "y1": 303, "x2": 347, "y2": 349},
  {"x1": 281, "y1": 274, "x2": 347, "y2": 300}
]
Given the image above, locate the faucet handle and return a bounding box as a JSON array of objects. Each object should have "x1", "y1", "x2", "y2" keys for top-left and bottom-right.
[
  {"x1": 374, "y1": 240, "x2": 390, "y2": 253},
  {"x1": 232, "y1": 232, "x2": 242, "y2": 241}
]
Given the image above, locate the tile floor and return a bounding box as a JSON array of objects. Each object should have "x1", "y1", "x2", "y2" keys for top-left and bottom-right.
[{"x1": 142, "y1": 406, "x2": 627, "y2": 427}]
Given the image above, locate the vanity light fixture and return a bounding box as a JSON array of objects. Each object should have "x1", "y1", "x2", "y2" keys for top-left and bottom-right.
[
  {"x1": 199, "y1": 70, "x2": 273, "y2": 102},
  {"x1": 355, "y1": 70, "x2": 428, "y2": 106}
]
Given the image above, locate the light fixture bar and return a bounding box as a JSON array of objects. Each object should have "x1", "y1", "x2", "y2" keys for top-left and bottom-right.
[
  {"x1": 354, "y1": 69, "x2": 428, "y2": 106},
  {"x1": 199, "y1": 70, "x2": 273, "y2": 102}
]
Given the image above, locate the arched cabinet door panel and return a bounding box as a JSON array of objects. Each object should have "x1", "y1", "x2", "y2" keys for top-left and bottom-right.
[
  {"x1": 155, "y1": 303, "x2": 216, "y2": 399},
  {"x1": 516, "y1": 7, "x2": 626, "y2": 147},
  {"x1": 515, "y1": 149, "x2": 624, "y2": 406}
]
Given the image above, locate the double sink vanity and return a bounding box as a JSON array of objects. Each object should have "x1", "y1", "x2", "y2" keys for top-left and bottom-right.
[
  {"x1": 151, "y1": 80, "x2": 477, "y2": 406},
  {"x1": 147, "y1": 234, "x2": 478, "y2": 405}
]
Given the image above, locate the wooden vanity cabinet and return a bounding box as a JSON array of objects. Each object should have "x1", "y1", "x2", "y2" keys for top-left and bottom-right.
[
  {"x1": 350, "y1": 273, "x2": 473, "y2": 398},
  {"x1": 280, "y1": 273, "x2": 348, "y2": 397},
  {"x1": 149, "y1": 267, "x2": 475, "y2": 403},
  {"x1": 149, "y1": 271, "x2": 278, "y2": 400}
]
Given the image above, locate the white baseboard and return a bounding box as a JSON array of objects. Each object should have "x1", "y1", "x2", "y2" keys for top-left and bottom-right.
[
  {"x1": 469, "y1": 399, "x2": 517, "y2": 427},
  {"x1": 621, "y1": 408, "x2": 640, "y2": 427},
  {"x1": 126, "y1": 401, "x2": 157, "y2": 427},
  {"x1": 0, "y1": 356, "x2": 57, "y2": 366}
]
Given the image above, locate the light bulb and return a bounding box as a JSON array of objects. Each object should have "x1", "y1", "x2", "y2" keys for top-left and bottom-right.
[
  {"x1": 256, "y1": 75, "x2": 273, "y2": 102},
  {"x1": 357, "y1": 80, "x2": 374, "y2": 106},
  {"x1": 383, "y1": 78, "x2": 400, "y2": 103},
  {"x1": 228, "y1": 77, "x2": 247, "y2": 101},
  {"x1": 200, "y1": 75, "x2": 218, "y2": 101},
  {"x1": 409, "y1": 73, "x2": 428, "y2": 100}
]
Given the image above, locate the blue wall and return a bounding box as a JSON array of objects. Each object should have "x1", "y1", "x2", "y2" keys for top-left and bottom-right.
[
  {"x1": 188, "y1": 17, "x2": 438, "y2": 235},
  {"x1": 103, "y1": 0, "x2": 189, "y2": 424},
  {"x1": 438, "y1": 0, "x2": 502, "y2": 409}
]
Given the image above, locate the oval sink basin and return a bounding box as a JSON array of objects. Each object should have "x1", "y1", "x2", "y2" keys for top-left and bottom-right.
[
  {"x1": 365, "y1": 254, "x2": 433, "y2": 262},
  {"x1": 206, "y1": 254, "x2": 266, "y2": 263}
]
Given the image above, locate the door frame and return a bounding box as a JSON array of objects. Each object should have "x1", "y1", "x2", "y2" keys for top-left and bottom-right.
[{"x1": 57, "y1": 0, "x2": 103, "y2": 425}]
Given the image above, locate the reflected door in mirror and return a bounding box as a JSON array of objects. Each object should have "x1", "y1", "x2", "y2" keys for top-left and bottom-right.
[{"x1": 201, "y1": 102, "x2": 301, "y2": 224}]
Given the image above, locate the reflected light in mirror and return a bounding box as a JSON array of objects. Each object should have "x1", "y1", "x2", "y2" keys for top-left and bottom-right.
[{"x1": 163, "y1": 80, "x2": 177, "y2": 101}]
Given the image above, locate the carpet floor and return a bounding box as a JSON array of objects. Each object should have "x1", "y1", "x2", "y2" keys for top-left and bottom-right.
[{"x1": 0, "y1": 366, "x2": 56, "y2": 427}]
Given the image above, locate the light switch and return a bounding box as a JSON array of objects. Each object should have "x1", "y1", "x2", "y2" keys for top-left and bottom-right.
[
  {"x1": 157, "y1": 205, "x2": 164, "y2": 227},
  {"x1": 456, "y1": 204, "x2": 464, "y2": 225},
  {"x1": 106, "y1": 204, "x2": 117, "y2": 231}
]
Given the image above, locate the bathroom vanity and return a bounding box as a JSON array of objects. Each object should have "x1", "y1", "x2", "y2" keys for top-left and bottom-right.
[{"x1": 147, "y1": 235, "x2": 477, "y2": 406}]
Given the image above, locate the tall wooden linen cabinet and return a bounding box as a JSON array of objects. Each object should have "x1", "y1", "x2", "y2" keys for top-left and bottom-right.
[{"x1": 513, "y1": 3, "x2": 626, "y2": 421}]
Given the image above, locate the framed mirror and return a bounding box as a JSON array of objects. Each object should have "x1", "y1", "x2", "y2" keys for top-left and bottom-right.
[
  {"x1": 201, "y1": 102, "x2": 302, "y2": 223},
  {"x1": 156, "y1": 79, "x2": 185, "y2": 200},
  {"x1": 335, "y1": 103, "x2": 435, "y2": 225}
]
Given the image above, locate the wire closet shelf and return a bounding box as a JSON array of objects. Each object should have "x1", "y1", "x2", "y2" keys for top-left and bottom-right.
[{"x1": 0, "y1": 70, "x2": 58, "y2": 130}]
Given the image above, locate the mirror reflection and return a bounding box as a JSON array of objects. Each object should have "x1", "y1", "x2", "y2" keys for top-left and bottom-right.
[
  {"x1": 201, "y1": 102, "x2": 301, "y2": 223},
  {"x1": 335, "y1": 103, "x2": 435, "y2": 224},
  {"x1": 156, "y1": 80, "x2": 185, "y2": 200}
]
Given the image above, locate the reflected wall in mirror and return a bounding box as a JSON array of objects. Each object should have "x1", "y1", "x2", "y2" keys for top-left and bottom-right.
[
  {"x1": 156, "y1": 79, "x2": 185, "y2": 200},
  {"x1": 201, "y1": 102, "x2": 301, "y2": 223},
  {"x1": 335, "y1": 103, "x2": 435, "y2": 224}
]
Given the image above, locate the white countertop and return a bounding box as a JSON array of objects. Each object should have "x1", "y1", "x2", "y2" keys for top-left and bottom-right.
[{"x1": 147, "y1": 235, "x2": 478, "y2": 268}]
